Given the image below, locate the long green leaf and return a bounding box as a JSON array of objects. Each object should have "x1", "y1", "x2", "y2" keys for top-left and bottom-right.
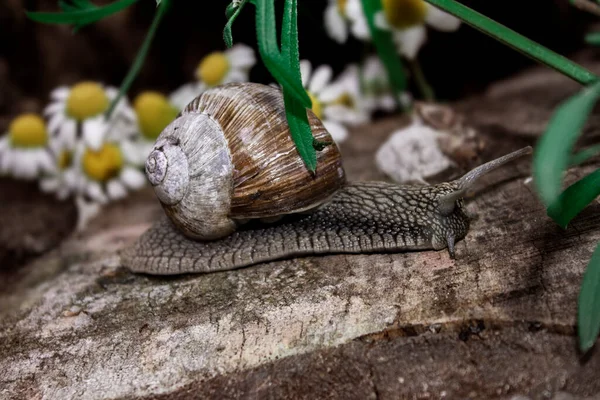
[
  {"x1": 106, "y1": 0, "x2": 169, "y2": 117},
  {"x1": 586, "y1": 32, "x2": 600, "y2": 46},
  {"x1": 579, "y1": 243, "x2": 600, "y2": 352},
  {"x1": 360, "y1": 0, "x2": 406, "y2": 102},
  {"x1": 27, "y1": 0, "x2": 138, "y2": 27},
  {"x1": 281, "y1": 0, "x2": 316, "y2": 170},
  {"x1": 424, "y1": 0, "x2": 598, "y2": 86},
  {"x1": 253, "y1": 0, "x2": 311, "y2": 107},
  {"x1": 283, "y1": 89, "x2": 317, "y2": 171},
  {"x1": 547, "y1": 168, "x2": 600, "y2": 228},
  {"x1": 570, "y1": 143, "x2": 600, "y2": 166},
  {"x1": 533, "y1": 81, "x2": 600, "y2": 209}
]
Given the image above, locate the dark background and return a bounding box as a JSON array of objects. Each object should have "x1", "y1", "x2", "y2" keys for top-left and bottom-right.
[{"x1": 0, "y1": 0, "x2": 595, "y2": 122}]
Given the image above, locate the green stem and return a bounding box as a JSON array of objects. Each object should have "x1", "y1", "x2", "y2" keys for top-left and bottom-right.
[
  {"x1": 424, "y1": 0, "x2": 599, "y2": 85},
  {"x1": 408, "y1": 59, "x2": 435, "y2": 101},
  {"x1": 106, "y1": 0, "x2": 169, "y2": 118},
  {"x1": 360, "y1": 0, "x2": 407, "y2": 107}
]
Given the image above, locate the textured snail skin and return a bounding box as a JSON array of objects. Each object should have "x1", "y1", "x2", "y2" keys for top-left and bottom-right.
[
  {"x1": 121, "y1": 146, "x2": 532, "y2": 275},
  {"x1": 121, "y1": 181, "x2": 471, "y2": 275}
]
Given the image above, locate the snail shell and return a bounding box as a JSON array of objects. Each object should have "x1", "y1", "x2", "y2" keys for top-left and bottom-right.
[{"x1": 145, "y1": 83, "x2": 346, "y2": 240}]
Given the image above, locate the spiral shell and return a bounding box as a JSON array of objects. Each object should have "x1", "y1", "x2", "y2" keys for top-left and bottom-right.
[{"x1": 145, "y1": 83, "x2": 346, "y2": 240}]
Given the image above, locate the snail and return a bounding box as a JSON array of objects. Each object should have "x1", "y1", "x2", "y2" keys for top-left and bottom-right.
[{"x1": 121, "y1": 82, "x2": 531, "y2": 275}]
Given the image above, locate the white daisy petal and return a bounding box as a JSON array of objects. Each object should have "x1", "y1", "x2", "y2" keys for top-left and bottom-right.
[
  {"x1": 86, "y1": 181, "x2": 108, "y2": 204},
  {"x1": 323, "y1": 120, "x2": 348, "y2": 143},
  {"x1": 346, "y1": 0, "x2": 371, "y2": 40},
  {"x1": 106, "y1": 179, "x2": 128, "y2": 200},
  {"x1": 121, "y1": 167, "x2": 146, "y2": 190},
  {"x1": 324, "y1": 104, "x2": 368, "y2": 125},
  {"x1": 50, "y1": 86, "x2": 70, "y2": 101},
  {"x1": 394, "y1": 25, "x2": 427, "y2": 59},
  {"x1": 170, "y1": 82, "x2": 203, "y2": 110},
  {"x1": 425, "y1": 4, "x2": 461, "y2": 32},
  {"x1": 59, "y1": 119, "x2": 77, "y2": 149},
  {"x1": 15, "y1": 151, "x2": 37, "y2": 180},
  {"x1": 300, "y1": 60, "x2": 312, "y2": 88},
  {"x1": 374, "y1": 11, "x2": 390, "y2": 30},
  {"x1": 44, "y1": 101, "x2": 65, "y2": 117},
  {"x1": 227, "y1": 45, "x2": 256, "y2": 69},
  {"x1": 225, "y1": 69, "x2": 249, "y2": 84},
  {"x1": 38, "y1": 151, "x2": 57, "y2": 175},
  {"x1": 324, "y1": 3, "x2": 348, "y2": 43},
  {"x1": 47, "y1": 113, "x2": 66, "y2": 136},
  {"x1": 309, "y1": 65, "x2": 333, "y2": 94},
  {"x1": 40, "y1": 177, "x2": 60, "y2": 193},
  {"x1": 75, "y1": 195, "x2": 102, "y2": 231},
  {"x1": 83, "y1": 119, "x2": 106, "y2": 151}
]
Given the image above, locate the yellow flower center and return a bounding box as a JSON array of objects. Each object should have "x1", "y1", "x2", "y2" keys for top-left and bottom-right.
[
  {"x1": 9, "y1": 114, "x2": 48, "y2": 148},
  {"x1": 332, "y1": 93, "x2": 355, "y2": 109},
  {"x1": 308, "y1": 92, "x2": 323, "y2": 120},
  {"x1": 66, "y1": 82, "x2": 109, "y2": 121},
  {"x1": 337, "y1": 0, "x2": 348, "y2": 16},
  {"x1": 134, "y1": 91, "x2": 179, "y2": 140},
  {"x1": 58, "y1": 150, "x2": 72, "y2": 170},
  {"x1": 82, "y1": 143, "x2": 123, "y2": 182},
  {"x1": 382, "y1": 0, "x2": 428, "y2": 29},
  {"x1": 196, "y1": 52, "x2": 230, "y2": 86}
]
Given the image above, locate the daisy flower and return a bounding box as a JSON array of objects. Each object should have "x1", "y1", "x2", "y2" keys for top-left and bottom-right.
[
  {"x1": 361, "y1": 55, "x2": 412, "y2": 112},
  {"x1": 169, "y1": 44, "x2": 256, "y2": 110},
  {"x1": 44, "y1": 81, "x2": 136, "y2": 151},
  {"x1": 125, "y1": 91, "x2": 180, "y2": 165},
  {"x1": 70, "y1": 138, "x2": 146, "y2": 205},
  {"x1": 319, "y1": 64, "x2": 370, "y2": 126},
  {"x1": 374, "y1": 0, "x2": 461, "y2": 59},
  {"x1": 300, "y1": 60, "x2": 352, "y2": 143},
  {"x1": 0, "y1": 113, "x2": 55, "y2": 180},
  {"x1": 39, "y1": 137, "x2": 77, "y2": 200},
  {"x1": 325, "y1": 0, "x2": 371, "y2": 43}
]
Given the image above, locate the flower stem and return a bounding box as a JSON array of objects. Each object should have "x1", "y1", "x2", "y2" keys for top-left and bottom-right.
[
  {"x1": 424, "y1": 0, "x2": 599, "y2": 85},
  {"x1": 106, "y1": 0, "x2": 170, "y2": 118},
  {"x1": 408, "y1": 59, "x2": 435, "y2": 101}
]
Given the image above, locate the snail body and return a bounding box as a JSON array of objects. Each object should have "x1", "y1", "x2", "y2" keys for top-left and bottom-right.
[{"x1": 121, "y1": 83, "x2": 531, "y2": 275}]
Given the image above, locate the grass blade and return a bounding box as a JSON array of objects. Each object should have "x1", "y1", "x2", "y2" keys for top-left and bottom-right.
[
  {"x1": 283, "y1": 89, "x2": 317, "y2": 171},
  {"x1": 424, "y1": 0, "x2": 598, "y2": 85},
  {"x1": 360, "y1": 0, "x2": 406, "y2": 103},
  {"x1": 570, "y1": 143, "x2": 600, "y2": 166},
  {"x1": 27, "y1": 0, "x2": 138, "y2": 27},
  {"x1": 281, "y1": 0, "x2": 316, "y2": 170},
  {"x1": 533, "y1": 81, "x2": 600, "y2": 209},
  {"x1": 547, "y1": 168, "x2": 600, "y2": 228},
  {"x1": 579, "y1": 243, "x2": 600, "y2": 352},
  {"x1": 253, "y1": 0, "x2": 311, "y2": 107}
]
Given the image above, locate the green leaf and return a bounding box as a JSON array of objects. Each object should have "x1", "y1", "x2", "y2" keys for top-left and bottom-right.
[
  {"x1": 283, "y1": 88, "x2": 317, "y2": 171},
  {"x1": 423, "y1": 0, "x2": 597, "y2": 86},
  {"x1": 570, "y1": 143, "x2": 600, "y2": 166},
  {"x1": 105, "y1": 0, "x2": 169, "y2": 117},
  {"x1": 533, "y1": 81, "x2": 600, "y2": 209},
  {"x1": 586, "y1": 32, "x2": 600, "y2": 46},
  {"x1": 547, "y1": 168, "x2": 600, "y2": 228},
  {"x1": 281, "y1": 0, "x2": 316, "y2": 170},
  {"x1": 223, "y1": 0, "x2": 250, "y2": 48},
  {"x1": 27, "y1": 0, "x2": 138, "y2": 28},
  {"x1": 253, "y1": 0, "x2": 311, "y2": 107},
  {"x1": 360, "y1": 0, "x2": 406, "y2": 103},
  {"x1": 578, "y1": 243, "x2": 600, "y2": 352}
]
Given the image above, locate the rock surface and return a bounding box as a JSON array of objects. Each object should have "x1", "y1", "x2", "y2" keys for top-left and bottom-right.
[{"x1": 2, "y1": 63, "x2": 600, "y2": 399}]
